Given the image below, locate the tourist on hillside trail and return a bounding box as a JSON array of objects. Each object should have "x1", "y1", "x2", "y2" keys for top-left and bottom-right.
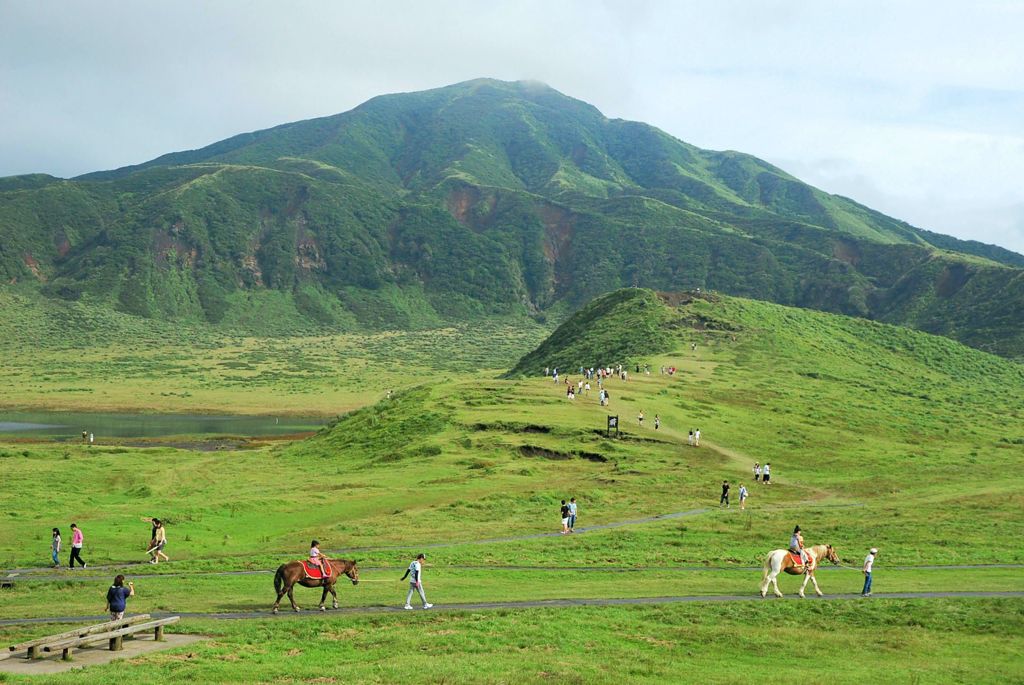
[
  {"x1": 560, "y1": 500, "x2": 571, "y2": 534},
  {"x1": 688, "y1": 430, "x2": 694, "y2": 446},
  {"x1": 603, "y1": 389, "x2": 610, "y2": 406},
  {"x1": 789, "y1": 525, "x2": 808, "y2": 565},
  {"x1": 739, "y1": 484, "x2": 749, "y2": 510},
  {"x1": 545, "y1": 367, "x2": 549, "y2": 377},
  {"x1": 401, "y1": 553, "x2": 432, "y2": 609},
  {"x1": 754, "y1": 462, "x2": 761, "y2": 482},
  {"x1": 862, "y1": 548, "x2": 878, "y2": 597},
  {"x1": 88, "y1": 432, "x2": 94, "y2": 447},
  {"x1": 762, "y1": 463, "x2": 771, "y2": 485},
  {"x1": 694, "y1": 429, "x2": 701, "y2": 447},
  {"x1": 69, "y1": 523, "x2": 86, "y2": 569},
  {"x1": 654, "y1": 414, "x2": 660, "y2": 430},
  {"x1": 105, "y1": 575, "x2": 134, "y2": 621},
  {"x1": 51, "y1": 528, "x2": 61, "y2": 568},
  {"x1": 308, "y1": 540, "x2": 328, "y2": 576},
  {"x1": 81, "y1": 430, "x2": 87, "y2": 445},
  {"x1": 149, "y1": 519, "x2": 169, "y2": 564},
  {"x1": 584, "y1": 381, "x2": 591, "y2": 395},
  {"x1": 638, "y1": 410, "x2": 644, "y2": 427},
  {"x1": 720, "y1": 480, "x2": 730, "y2": 507},
  {"x1": 568, "y1": 497, "x2": 578, "y2": 532}
]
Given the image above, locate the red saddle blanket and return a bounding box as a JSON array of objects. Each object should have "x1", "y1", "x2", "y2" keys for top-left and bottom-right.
[
  {"x1": 789, "y1": 553, "x2": 806, "y2": 566},
  {"x1": 302, "y1": 561, "x2": 332, "y2": 579}
]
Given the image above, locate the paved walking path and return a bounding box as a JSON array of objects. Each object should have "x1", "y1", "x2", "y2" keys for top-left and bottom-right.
[
  {"x1": 2, "y1": 591, "x2": 1021, "y2": 627},
  {"x1": 6, "y1": 562, "x2": 1023, "y2": 585}
]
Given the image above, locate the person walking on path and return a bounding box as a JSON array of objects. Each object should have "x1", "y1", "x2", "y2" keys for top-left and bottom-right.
[
  {"x1": 105, "y1": 575, "x2": 134, "y2": 621},
  {"x1": 694, "y1": 429, "x2": 701, "y2": 447},
  {"x1": 688, "y1": 430, "x2": 694, "y2": 446},
  {"x1": 862, "y1": 548, "x2": 878, "y2": 596},
  {"x1": 401, "y1": 554, "x2": 432, "y2": 609},
  {"x1": 567, "y1": 497, "x2": 578, "y2": 532},
  {"x1": 560, "y1": 500, "x2": 571, "y2": 534},
  {"x1": 69, "y1": 523, "x2": 86, "y2": 569},
  {"x1": 654, "y1": 414, "x2": 660, "y2": 430},
  {"x1": 638, "y1": 410, "x2": 644, "y2": 427},
  {"x1": 51, "y1": 528, "x2": 61, "y2": 568},
  {"x1": 753, "y1": 462, "x2": 761, "y2": 482},
  {"x1": 88, "y1": 432, "x2": 94, "y2": 447},
  {"x1": 149, "y1": 519, "x2": 169, "y2": 564},
  {"x1": 762, "y1": 463, "x2": 771, "y2": 485},
  {"x1": 720, "y1": 480, "x2": 730, "y2": 507},
  {"x1": 739, "y1": 484, "x2": 749, "y2": 510}
]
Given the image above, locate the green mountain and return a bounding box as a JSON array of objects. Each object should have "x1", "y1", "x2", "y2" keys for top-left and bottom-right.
[{"x1": 1, "y1": 79, "x2": 1021, "y2": 356}]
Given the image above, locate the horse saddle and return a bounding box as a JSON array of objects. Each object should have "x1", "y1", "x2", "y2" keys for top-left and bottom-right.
[
  {"x1": 302, "y1": 561, "x2": 332, "y2": 579},
  {"x1": 789, "y1": 553, "x2": 805, "y2": 566}
]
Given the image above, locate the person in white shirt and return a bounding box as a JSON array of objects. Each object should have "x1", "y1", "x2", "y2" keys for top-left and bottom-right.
[
  {"x1": 401, "y1": 553, "x2": 432, "y2": 609},
  {"x1": 739, "y1": 485, "x2": 749, "y2": 510},
  {"x1": 862, "y1": 548, "x2": 878, "y2": 596},
  {"x1": 694, "y1": 429, "x2": 701, "y2": 447}
]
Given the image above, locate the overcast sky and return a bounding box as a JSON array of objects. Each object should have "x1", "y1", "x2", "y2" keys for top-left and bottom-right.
[{"x1": 2, "y1": 1, "x2": 1022, "y2": 253}]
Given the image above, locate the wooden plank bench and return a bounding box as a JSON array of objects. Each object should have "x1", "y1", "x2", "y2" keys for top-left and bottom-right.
[
  {"x1": 6, "y1": 615, "x2": 152, "y2": 660},
  {"x1": 43, "y1": 617, "x2": 179, "y2": 661}
]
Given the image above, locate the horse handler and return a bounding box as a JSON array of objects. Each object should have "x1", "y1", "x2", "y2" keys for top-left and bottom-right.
[
  {"x1": 401, "y1": 553, "x2": 433, "y2": 610},
  {"x1": 862, "y1": 548, "x2": 878, "y2": 596}
]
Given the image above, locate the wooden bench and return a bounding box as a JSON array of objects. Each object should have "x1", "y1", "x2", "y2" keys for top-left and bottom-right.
[
  {"x1": 6, "y1": 615, "x2": 152, "y2": 660},
  {"x1": 43, "y1": 617, "x2": 180, "y2": 661}
]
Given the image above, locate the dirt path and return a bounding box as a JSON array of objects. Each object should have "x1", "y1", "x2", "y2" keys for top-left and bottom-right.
[{"x1": 2, "y1": 591, "x2": 1021, "y2": 626}]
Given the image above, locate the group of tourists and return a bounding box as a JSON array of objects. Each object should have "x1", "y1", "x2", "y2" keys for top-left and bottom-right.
[
  {"x1": 51, "y1": 524, "x2": 86, "y2": 569},
  {"x1": 719, "y1": 481, "x2": 749, "y2": 509},
  {"x1": 559, "y1": 497, "x2": 578, "y2": 533},
  {"x1": 688, "y1": 429, "x2": 700, "y2": 446},
  {"x1": 752, "y1": 462, "x2": 772, "y2": 484},
  {"x1": 48, "y1": 518, "x2": 168, "y2": 569}
]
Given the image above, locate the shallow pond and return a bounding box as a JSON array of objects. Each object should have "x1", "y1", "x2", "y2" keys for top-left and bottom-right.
[{"x1": 0, "y1": 410, "x2": 327, "y2": 438}]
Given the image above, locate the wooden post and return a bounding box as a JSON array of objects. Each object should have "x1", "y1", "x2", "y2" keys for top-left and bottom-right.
[
  {"x1": 109, "y1": 635, "x2": 123, "y2": 651},
  {"x1": 62, "y1": 647, "x2": 72, "y2": 661},
  {"x1": 155, "y1": 625, "x2": 164, "y2": 641},
  {"x1": 28, "y1": 645, "x2": 39, "y2": 659}
]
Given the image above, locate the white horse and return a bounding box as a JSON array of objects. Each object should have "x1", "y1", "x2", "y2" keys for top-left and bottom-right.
[{"x1": 760, "y1": 544, "x2": 839, "y2": 598}]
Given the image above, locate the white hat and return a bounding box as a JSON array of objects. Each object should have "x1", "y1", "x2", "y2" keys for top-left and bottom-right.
[{"x1": 869, "y1": 548, "x2": 878, "y2": 554}]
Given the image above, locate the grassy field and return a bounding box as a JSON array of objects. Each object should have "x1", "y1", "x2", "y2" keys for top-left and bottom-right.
[
  {"x1": 0, "y1": 289, "x2": 551, "y2": 415},
  {"x1": 1, "y1": 289, "x2": 1022, "y2": 682},
  {"x1": 0, "y1": 600, "x2": 1021, "y2": 684}
]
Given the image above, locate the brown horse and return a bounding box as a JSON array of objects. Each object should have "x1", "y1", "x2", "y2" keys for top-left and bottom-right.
[
  {"x1": 759, "y1": 544, "x2": 839, "y2": 598},
  {"x1": 272, "y1": 558, "x2": 360, "y2": 613}
]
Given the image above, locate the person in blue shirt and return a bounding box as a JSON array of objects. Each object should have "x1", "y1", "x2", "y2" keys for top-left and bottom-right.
[{"x1": 105, "y1": 575, "x2": 135, "y2": 621}]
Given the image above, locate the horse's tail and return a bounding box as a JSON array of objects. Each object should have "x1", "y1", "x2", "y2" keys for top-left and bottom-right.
[
  {"x1": 274, "y1": 564, "x2": 285, "y2": 594},
  {"x1": 761, "y1": 553, "x2": 773, "y2": 584}
]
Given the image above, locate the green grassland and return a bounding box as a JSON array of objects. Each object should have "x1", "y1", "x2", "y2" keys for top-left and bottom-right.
[
  {"x1": 1, "y1": 289, "x2": 1022, "y2": 682},
  {"x1": 0, "y1": 289, "x2": 551, "y2": 414},
  {"x1": 1, "y1": 600, "x2": 1019, "y2": 685}
]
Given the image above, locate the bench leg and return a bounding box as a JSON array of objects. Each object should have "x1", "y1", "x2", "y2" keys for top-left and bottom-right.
[
  {"x1": 62, "y1": 647, "x2": 72, "y2": 661},
  {"x1": 155, "y1": 625, "x2": 165, "y2": 641},
  {"x1": 109, "y1": 635, "x2": 123, "y2": 651}
]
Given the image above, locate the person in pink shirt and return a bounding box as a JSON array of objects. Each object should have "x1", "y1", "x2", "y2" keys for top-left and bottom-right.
[{"x1": 69, "y1": 523, "x2": 86, "y2": 569}]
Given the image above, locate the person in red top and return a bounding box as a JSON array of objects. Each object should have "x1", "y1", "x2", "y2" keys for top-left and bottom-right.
[{"x1": 69, "y1": 523, "x2": 86, "y2": 569}]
